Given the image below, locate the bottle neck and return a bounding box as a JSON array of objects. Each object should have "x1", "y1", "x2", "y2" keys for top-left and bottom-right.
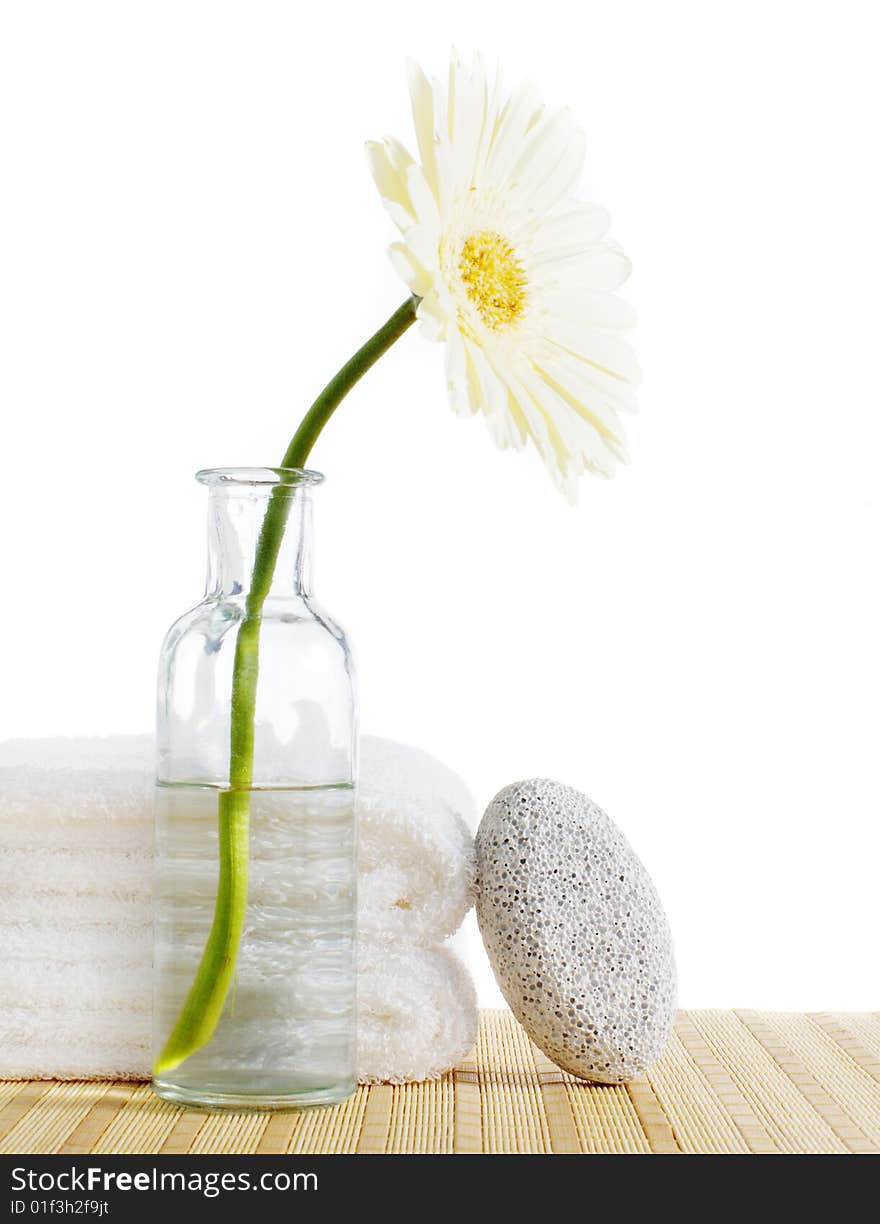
[{"x1": 205, "y1": 486, "x2": 313, "y2": 599}]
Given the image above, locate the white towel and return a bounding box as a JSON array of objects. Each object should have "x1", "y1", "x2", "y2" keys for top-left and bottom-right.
[
  {"x1": 0, "y1": 736, "x2": 154, "y2": 1078},
  {"x1": 357, "y1": 737, "x2": 476, "y2": 946},
  {"x1": 356, "y1": 944, "x2": 478, "y2": 1084},
  {"x1": 0, "y1": 733, "x2": 476, "y2": 1080}
]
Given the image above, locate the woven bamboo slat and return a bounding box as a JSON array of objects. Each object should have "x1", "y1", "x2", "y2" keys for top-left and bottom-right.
[{"x1": 2, "y1": 1009, "x2": 879, "y2": 1155}]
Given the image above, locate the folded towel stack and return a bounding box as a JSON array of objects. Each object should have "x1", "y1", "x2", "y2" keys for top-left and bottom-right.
[{"x1": 0, "y1": 734, "x2": 477, "y2": 1083}]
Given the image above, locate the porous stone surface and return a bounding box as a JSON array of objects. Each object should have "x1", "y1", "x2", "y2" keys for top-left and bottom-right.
[{"x1": 475, "y1": 779, "x2": 676, "y2": 1083}]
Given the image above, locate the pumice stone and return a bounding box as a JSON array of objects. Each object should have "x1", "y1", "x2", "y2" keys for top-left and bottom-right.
[{"x1": 475, "y1": 779, "x2": 676, "y2": 1083}]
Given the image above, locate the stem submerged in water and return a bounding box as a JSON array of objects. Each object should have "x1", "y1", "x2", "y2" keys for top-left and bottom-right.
[{"x1": 154, "y1": 295, "x2": 418, "y2": 1076}]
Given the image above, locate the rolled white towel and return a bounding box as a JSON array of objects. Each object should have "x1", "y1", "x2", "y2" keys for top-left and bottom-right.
[
  {"x1": 0, "y1": 735, "x2": 153, "y2": 860},
  {"x1": 357, "y1": 944, "x2": 478, "y2": 1084},
  {"x1": 357, "y1": 737, "x2": 476, "y2": 945}
]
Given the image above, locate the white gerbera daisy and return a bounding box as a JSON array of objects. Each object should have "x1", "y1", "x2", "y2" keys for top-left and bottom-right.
[{"x1": 367, "y1": 52, "x2": 640, "y2": 499}]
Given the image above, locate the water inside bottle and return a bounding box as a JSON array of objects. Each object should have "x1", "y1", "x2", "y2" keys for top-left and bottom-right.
[{"x1": 152, "y1": 781, "x2": 356, "y2": 1109}]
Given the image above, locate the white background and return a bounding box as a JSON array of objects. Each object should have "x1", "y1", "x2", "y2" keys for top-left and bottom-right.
[{"x1": 2, "y1": 1, "x2": 879, "y2": 1009}]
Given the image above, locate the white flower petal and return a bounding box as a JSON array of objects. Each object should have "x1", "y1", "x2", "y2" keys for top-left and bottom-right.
[
  {"x1": 533, "y1": 358, "x2": 629, "y2": 458},
  {"x1": 462, "y1": 336, "x2": 487, "y2": 415},
  {"x1": 539, "y1": 286, "x2": 637, "y2": 329},
  {"x1": 523, "y1": 367, "x2": 619, "y2": 479},
  {"x1": 544, "y1": 318, "x2": 641, "y2": 386},
  {"x1": 445, "y1": 325, "x2": 475, "y2": 416},
  {"x1": 473, "y1": 61, "x2": 504, "y2": 184},
  {"x1": 509, "y1": 108, "x2": 579, "y2": 199},
  {"x1": 545, "y1": 345, "x2": 640, "y2": 414},
  {"x1": 416, "y1": 292, "x2": 447, "y2": 341},
  {"x1": 467, "y1": 341, "x2": 522, "y2": 449},
  {"x1": 383, "y1": 136, "x2": 417, "y2": 181},
  {"x1": 383, "y1": 200, "x2": 416, "y2": 235},
  {"x1": 525, "y1": 127, "x2": 586, "y2": 215},
  {"x1": 406, "y1": 59, "x2": 440, "y2": 198},
  {"x1": 365, "y1": 140, "x2": 414, "y2": 219},
  {"x1": 496, "y1": 366, "x2": 530, "y2": 449},
  {"x1": 401, "y1": 221, "x2": 439, "y2": 272},
  {"x1": 484, "y1": 79, "x2": 544, "y2": 188},
  {"x1": 447, "y1": 51, "x2": 490, "y2": 192},
  {"x1": 389, "y1": 242, "x2": 434, "y2": 297},
  {"x1": 516, "y1": 372, "x2": 582, "y2": 488},
  {"x1": 506, "y1": 372, "x2": 554, "y2": 461},
  {"x1": 560, "y1": 244, "x2": 632, "y2": 291},
  {"x1": 528, "y1": 204, "x2": 612, "y2": 251},
  {"x1": 404, "y1": 163, "x2": 441, "y2": 234}
]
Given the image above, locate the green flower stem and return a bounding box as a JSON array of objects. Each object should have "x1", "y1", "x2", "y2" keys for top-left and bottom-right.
[{"x1": 154, "y1": 295, "x2": 418, "y2": 1076}]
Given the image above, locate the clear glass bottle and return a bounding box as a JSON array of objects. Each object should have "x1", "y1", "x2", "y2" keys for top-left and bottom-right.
[{"x1": 153, "y1": 467, "x2": 357, "y2": 1110}]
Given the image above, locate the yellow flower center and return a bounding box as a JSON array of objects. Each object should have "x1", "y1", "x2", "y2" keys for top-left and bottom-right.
[{"x1": 458, "y1": 230, "x2": 527, "y2": 331}]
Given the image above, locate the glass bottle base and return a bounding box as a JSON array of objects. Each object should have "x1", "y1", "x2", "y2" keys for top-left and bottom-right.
[{"x1": 151, "y1": 1077, "x2": 357, "y2": 1113}]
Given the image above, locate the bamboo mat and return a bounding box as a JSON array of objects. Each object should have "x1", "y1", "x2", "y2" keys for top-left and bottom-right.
[{"x1": 2, "y1": 1009, "x2": 879, "y2": 1155}]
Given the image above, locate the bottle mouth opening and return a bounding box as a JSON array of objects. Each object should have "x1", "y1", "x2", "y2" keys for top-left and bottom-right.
[{"x1": 196, "y1": 466, "x2": 325, "y2": 490}]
